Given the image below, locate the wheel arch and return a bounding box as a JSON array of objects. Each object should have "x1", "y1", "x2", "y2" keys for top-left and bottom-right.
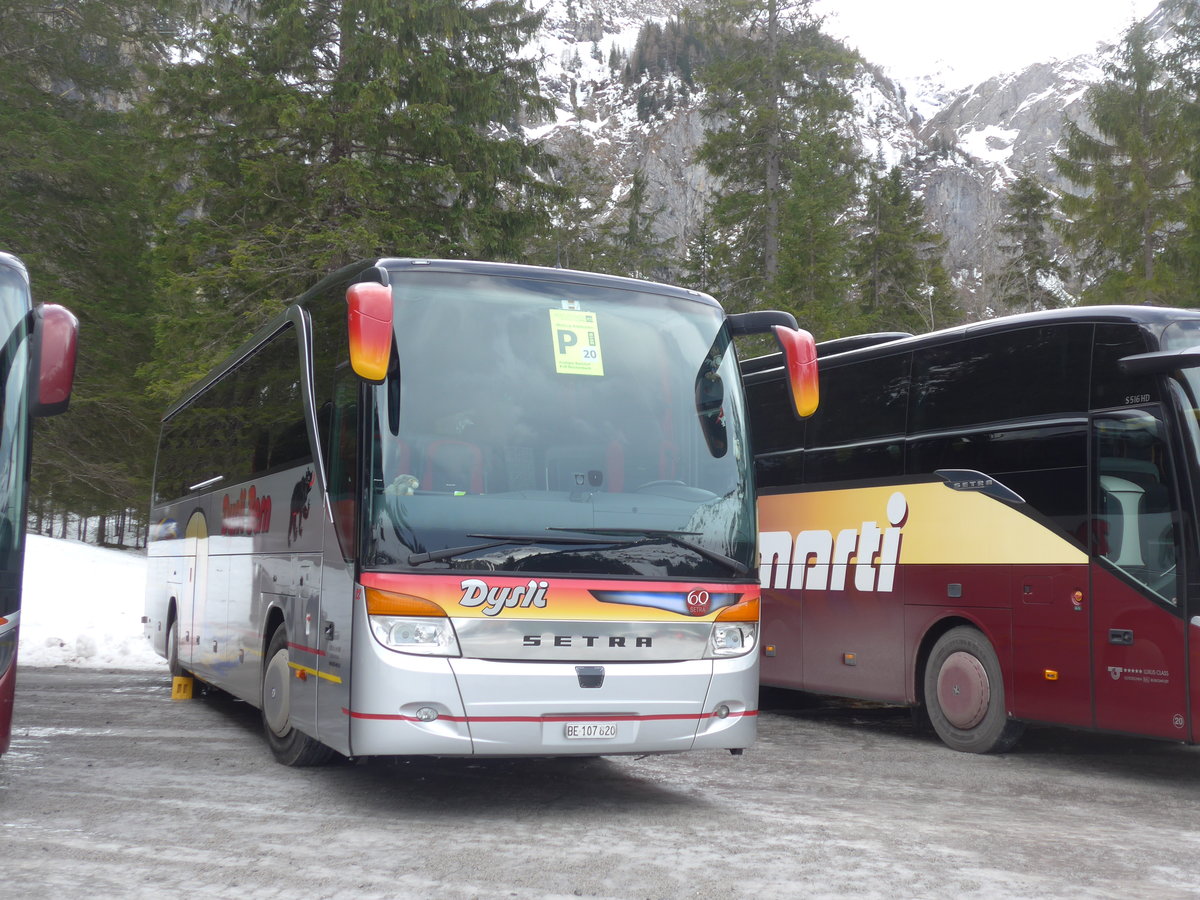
[{"x1": 262, "y1": 602, "x2": 287, "y2": 663}]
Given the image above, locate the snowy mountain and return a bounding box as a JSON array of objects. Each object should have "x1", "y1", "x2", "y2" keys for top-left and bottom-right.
[{"x1": 525, "y1": 0, "x2": 1185, "y2": 318}]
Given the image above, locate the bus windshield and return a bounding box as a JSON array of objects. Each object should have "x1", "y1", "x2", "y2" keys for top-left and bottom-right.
[
  {"x1": 363, "y1": 270, "x2": 754, "y2": 579},
  {"x1": 0, "y1": 266, "x2": 31, "y2": 590}
]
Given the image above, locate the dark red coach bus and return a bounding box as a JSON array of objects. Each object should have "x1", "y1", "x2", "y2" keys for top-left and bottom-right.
[{"x1": 743, "y1": 306, "x2": 1200, "y2": 752}]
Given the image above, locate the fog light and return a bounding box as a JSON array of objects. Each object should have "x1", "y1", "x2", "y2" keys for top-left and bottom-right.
[
  {"x1": 715, "y1": 704, "x2": 731, "y2": 720},
  {"x1": 415, "y1": 706, "x2": 439, "y2": 722}
]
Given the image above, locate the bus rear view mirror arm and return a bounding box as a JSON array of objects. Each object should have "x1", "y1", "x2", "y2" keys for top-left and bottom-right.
[
  {"x1": 726, "y1": 311, "x2": 819, "y2": 419},
  {"x1": 1120, "y1": 345, "x2": 1200, "y2": 376}
]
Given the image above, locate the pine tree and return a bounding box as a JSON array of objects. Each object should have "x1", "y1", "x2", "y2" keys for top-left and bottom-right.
[
  {"x1": 1160, "y1": 0, "x2": 1200, "y2": 304},
  {"x1": 523, "y1": 134, "x2": 617, "y2": 273},
  {"x1": 1055, "y1": 21, "x2": 1190, "y2": 305},
  {"x1": 682, "y1": 207, "x2": 724, "y2": 295},
  {"x1": 0, "y1": 0, "x2": 181, "y2": 534},
  {"x1": 694, "y1": 0, "x2": 860, "y2": 313},
  {"x1": 852, "y1": 167, "x2": 956, "y2": 334},
  {"x1": 996, "y1": 167, "x2": 1068, "y2": 313},
  {"x1": 773, "y1": 128, "x2": 862, "y2": 338},
  {"x1": 595, "y1": 170, "x2": 675, "y2": 281},
  {"x1": 144, "y1": 0, "x2": 556, "y2": 398}
]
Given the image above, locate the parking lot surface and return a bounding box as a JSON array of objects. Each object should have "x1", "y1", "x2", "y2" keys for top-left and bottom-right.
[{"x1": 3, "y1": 670, "x2": 1199, "y2": 898}]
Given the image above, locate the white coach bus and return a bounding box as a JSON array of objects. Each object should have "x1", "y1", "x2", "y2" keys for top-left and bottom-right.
[{"x1": 145, "y1": 258, "x2": 816, "y2": 765}]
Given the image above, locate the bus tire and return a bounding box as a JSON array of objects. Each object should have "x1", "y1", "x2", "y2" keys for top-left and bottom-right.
[
  {"x1": 261, "y1": 623, "x2": 336, "y2": 767},
  {"x1": 166, "y1": 612, "x2": 186, "y2": 678},
  {"x1": 923, "y1": 626, "x2": 1024, "y2": 754}
]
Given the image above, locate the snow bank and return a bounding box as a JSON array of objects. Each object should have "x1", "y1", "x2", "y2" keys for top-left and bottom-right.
[{"x1": 18, "y1": 534, "x2": 164, "y2": 671}]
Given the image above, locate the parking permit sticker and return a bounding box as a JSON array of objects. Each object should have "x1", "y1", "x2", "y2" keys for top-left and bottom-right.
[{"x1": 549, "y1": 308, "x2": 604, "y2": 376}]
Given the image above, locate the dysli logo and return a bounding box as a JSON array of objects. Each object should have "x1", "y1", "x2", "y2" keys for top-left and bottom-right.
[
  {"x1": 760, "y1": 492, "x2": 908, "y2": 593},
  {"x1": 459, "y1": 578, "x2": 550, "y2": 617}
]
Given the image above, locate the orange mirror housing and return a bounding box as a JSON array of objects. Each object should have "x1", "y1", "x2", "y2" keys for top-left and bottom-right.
[
  {"x1": 346, "y1": 282, "x2": 393, "y2": 383},
  {"x1": 772, "y1": 325, "x2": 819, "y2": 419}
]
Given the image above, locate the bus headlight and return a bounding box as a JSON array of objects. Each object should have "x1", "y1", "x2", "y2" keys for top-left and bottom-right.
[
  {"x1": 361, "y1": 584, "x2": 460, "y2": 657},
  {"x1": 369, "y1": 615, "x2": 461, "y2": 657},
  {"x1": 705, "y1": 622, "x2": 757, "y2": 658}
]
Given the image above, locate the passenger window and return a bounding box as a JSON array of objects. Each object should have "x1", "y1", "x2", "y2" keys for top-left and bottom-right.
[
  {"x1": 744, "y1": 375, "x2": 804, "y2": 455},
  {"x1": 1091, "y1": 323, "x2": 1157, "y2": 410},
  {"x1": 1093, "y1": 407, "x2": 1180, "y2": 604},
  {"x1": 804, "y1": 353, "x2": 909, "y2": 482},
  {"x1": 911, "y1": 324, "x2": 1091, "y2": 432}
]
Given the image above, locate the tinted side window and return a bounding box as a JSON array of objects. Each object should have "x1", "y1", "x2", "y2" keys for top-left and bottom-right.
[
  {"x1": 152, "y1": 326, "x2": 306, "y2": 504},
  {"x1": 907, "y1": 323, "x2": 1091, "y2": 545},
  {"x1": 754, "y1": 449, "x2": 804, "y2": 490},
  {"x1": 907, "y1": 422, "x2": 1088, "y2": 542},
  {"x1": 804, "y1": 353, "x2": 909, "y2": 483},
  {"x1": 744, "y1": 372, "x2": 804, "y2": 455},
  {"x1": 153, "y1": 374, "x2": 233, "y2": 505},
  {"x1": 1091, "y1": 322, "x2": 1157, "y2": 409},
  {"x1": 305, "y1": 278, "x2": 353, "y2": 470},
  {"x1": 234, "y1": 325, "x2": 309, "y2": 479},
  {"x1": 910, "y1": 324, "x2": 1092, "y2": 433}
]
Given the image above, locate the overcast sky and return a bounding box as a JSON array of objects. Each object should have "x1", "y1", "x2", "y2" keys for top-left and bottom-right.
[{"x1": 812, "y1": 0, "x2": 1165, "y2": 86}]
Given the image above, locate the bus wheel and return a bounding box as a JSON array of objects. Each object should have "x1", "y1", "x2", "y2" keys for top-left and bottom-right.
[
  {"x1": 261, "y1": 623, "x2": 336, "y2": 767},
  {"x1": 923, "y1": 626, "x2": 1024, "y2": 754},
  {"x1": 166, "y1": 613, "x2": 186, "y2": 678}
]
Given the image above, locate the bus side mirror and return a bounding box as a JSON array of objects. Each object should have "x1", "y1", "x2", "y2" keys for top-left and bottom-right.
[
  {"x1": 695, "y1": 364, "x2": 728, "y2": 458},
  {"x1": 725, "y1": 310, "x2": 819, "y2": 420},
  {"x1": 346, "y1": 282, "x2": 393, "y2": 383},
  {"x1": 31, "y1": 303, "x2": 78, "y2": 418},
  {"x1": 773, "y1": 325, "x2": 819, "y2": 419}
]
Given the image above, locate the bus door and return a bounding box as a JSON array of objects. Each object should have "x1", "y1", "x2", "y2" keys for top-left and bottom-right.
[
  {"x1": 182, "y1": 509, "x2": 210, "y2": 676},
  {"x1": 1090, "y1": 407, "x2": 1189, "y2": 740}
]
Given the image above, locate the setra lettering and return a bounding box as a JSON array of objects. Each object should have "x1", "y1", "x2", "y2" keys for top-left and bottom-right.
[{"x1": 522, "y1": 634, "x2": 653, "y2": 648}]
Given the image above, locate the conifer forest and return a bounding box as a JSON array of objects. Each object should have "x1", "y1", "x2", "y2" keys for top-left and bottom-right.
[{"x1": 5, "y1": 0, "x2": 1200, "y2": 542}]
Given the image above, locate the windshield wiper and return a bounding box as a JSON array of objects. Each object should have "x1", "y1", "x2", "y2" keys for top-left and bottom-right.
[
  {"x1": 546, "y1": 527, "x2": 750, "y2": 576},
  {"x1": 407, "y1": 533, "x2": 630, "y2": 566}
]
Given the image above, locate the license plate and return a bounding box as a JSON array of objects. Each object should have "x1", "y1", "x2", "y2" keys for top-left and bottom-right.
[{"x1": 563, "y1": 722, "x2": 618, "y2": 739}]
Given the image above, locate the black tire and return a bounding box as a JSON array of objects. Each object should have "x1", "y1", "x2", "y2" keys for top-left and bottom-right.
[
  {"x1": 166, "y1": 612, "x2": 187, "y2": 678},
  {"x1": 261, "y1": 623, "x2": 336, "y2": 767},
  {"x1": 923, "y1": 626, "x2": 1024, "y2": 754}
]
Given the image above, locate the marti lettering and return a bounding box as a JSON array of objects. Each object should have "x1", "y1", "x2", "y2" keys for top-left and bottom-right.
[
  {"x1": 760, "y1": 492, "x2": 908, "y2": 593},
  {"x1": 459, "y1": 578, "x2": 550, "y2": 616}
]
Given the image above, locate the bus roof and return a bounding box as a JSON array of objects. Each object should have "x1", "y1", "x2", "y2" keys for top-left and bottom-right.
[
  {"x1": 295, "y1": 258, "x2": 722, "y2": 311},
  {"x1": 741, "y1": 305, "x2": 1200, "y2": 377},
  {"x1": 0, "y1": 252, "x2": 28, "y2": 279}
]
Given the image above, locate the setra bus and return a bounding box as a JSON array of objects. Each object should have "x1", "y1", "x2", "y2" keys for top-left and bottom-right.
[
  {"x1": 0, "y1": 252, "x2": 79, "y2": 755},
  {"x1": 144, "y1": 258, "x2": 817, "y2": 765},
  {"x1": 742, "y1": 305, "x2": 1200, "y2": 753}
]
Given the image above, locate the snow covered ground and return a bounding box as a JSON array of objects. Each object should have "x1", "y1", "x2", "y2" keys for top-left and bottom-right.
[{"x1": 17, "y1": 534, "x2": 163, "y2": 671}]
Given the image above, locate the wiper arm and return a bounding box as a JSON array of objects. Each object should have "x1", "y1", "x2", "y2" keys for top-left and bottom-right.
[
  {"x1": 407, "y1": 532, "x2": 629, "y2": 566},
  {"x1": 408, "y1": 540, "x2": 509, "y2": 566},
  {"x1": 547, "y1": 527, "x2": 750, "y2": 576}
]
